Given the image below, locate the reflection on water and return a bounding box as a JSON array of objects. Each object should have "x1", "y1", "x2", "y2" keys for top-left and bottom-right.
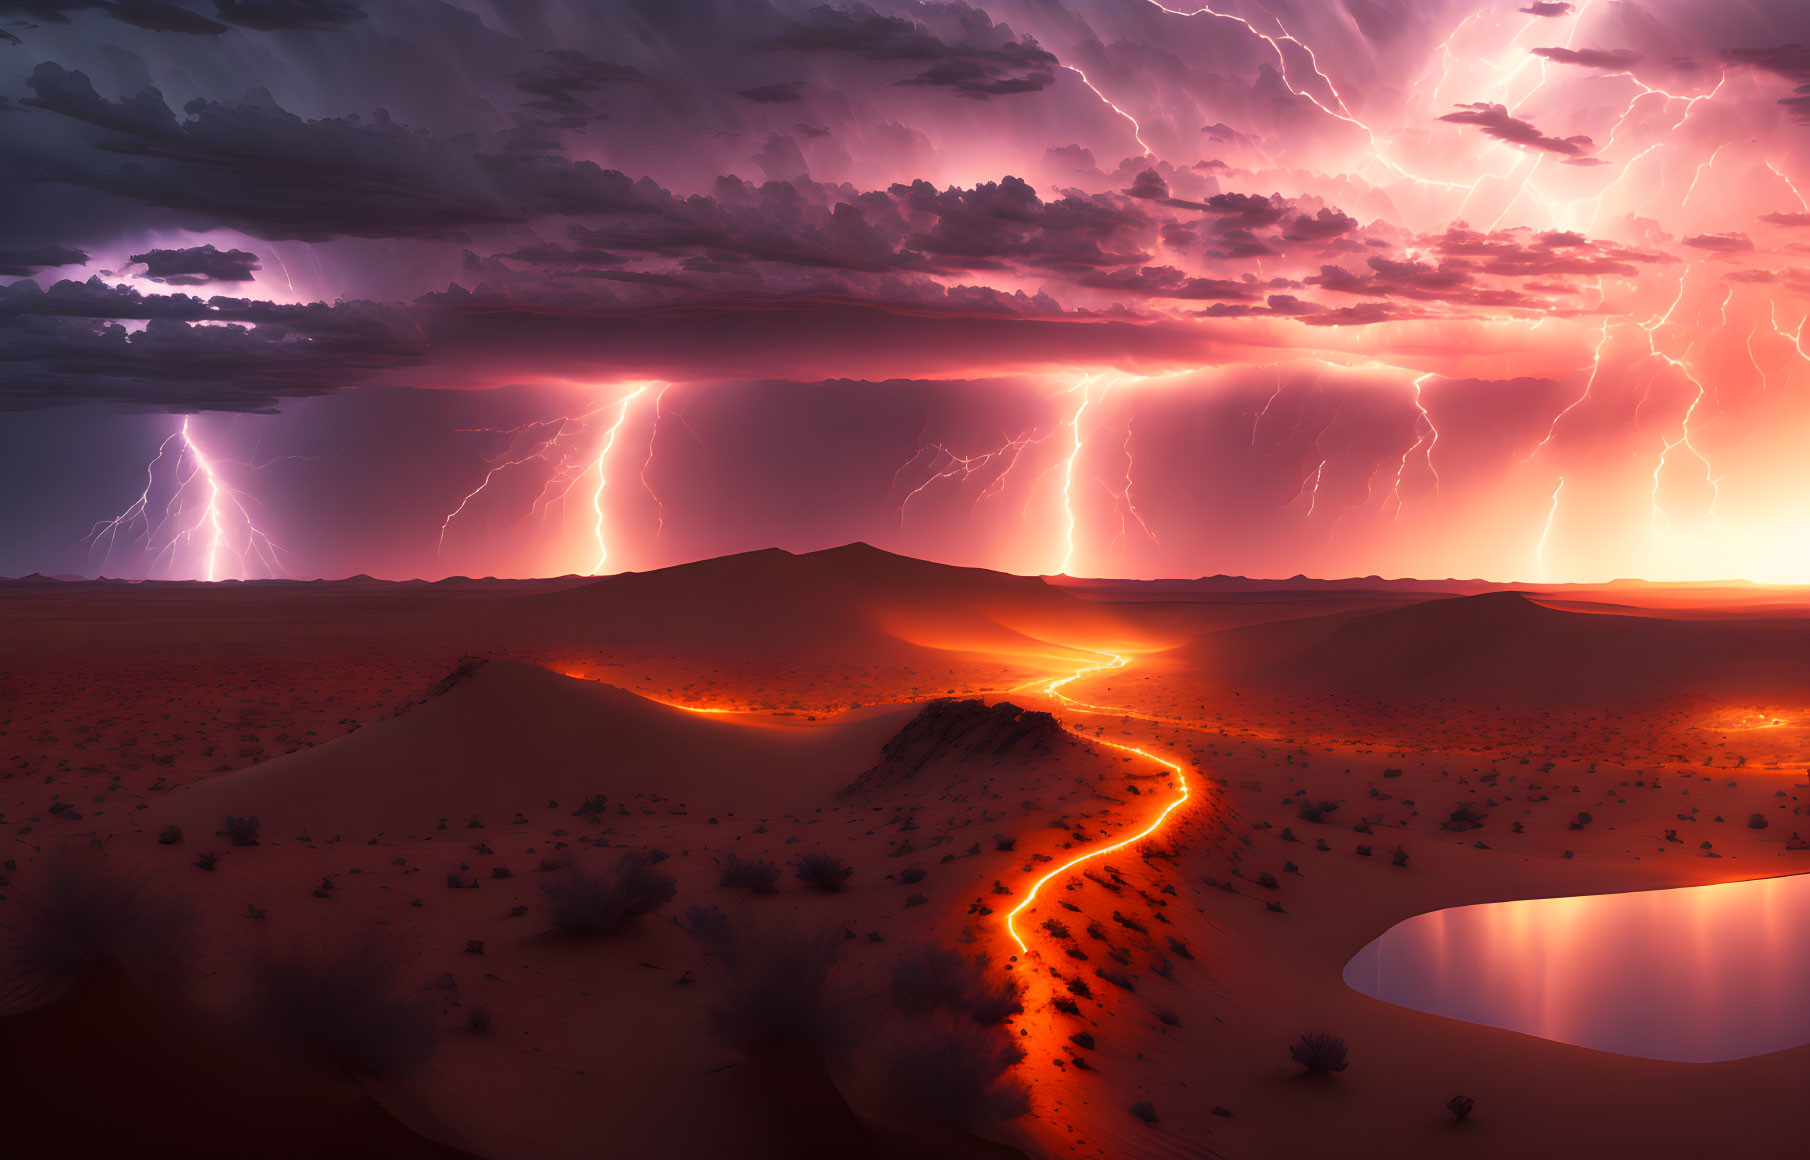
[{"x1": 1343, "y1": 874, "x2": 1810, "y2": 1061}]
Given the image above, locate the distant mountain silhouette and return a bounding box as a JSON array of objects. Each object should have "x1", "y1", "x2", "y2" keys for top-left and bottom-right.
[{"x1": 510, "y1": 543, "x2": 1130, "y2": 663}]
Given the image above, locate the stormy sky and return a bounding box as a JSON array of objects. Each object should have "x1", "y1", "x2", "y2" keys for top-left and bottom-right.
[{"x1": 3, "y1": 0, "x2": 1809, "y2": 582}]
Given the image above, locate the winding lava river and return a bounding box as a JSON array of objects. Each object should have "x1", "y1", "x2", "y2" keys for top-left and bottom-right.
[{"x1": 1002, "y1": 652, "x2": 1197, "y2": 957}]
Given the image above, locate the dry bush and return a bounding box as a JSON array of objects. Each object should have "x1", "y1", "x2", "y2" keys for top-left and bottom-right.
[
  {"x1": 542, "y1": 850, "x2": 676, "y2": 936},
  {"x1": 246, "y1": 931, "x2": 435, "y2": 1075},
  {"x1": 0, "y1": 842, "x2": 192, "y2": 1011},
  {"x1": 886, "y1": 944, "x2": 1021, "y2": 1025},
  {"x1": 715, "y1": 853, "x2": 780, "y2": 893},
  {"x1": 877, "y1": 1015, "x2": 1030, "y2": 1128},
  {"x1": 683, "y1": 905, "x2": 854, "y2": 1055}
]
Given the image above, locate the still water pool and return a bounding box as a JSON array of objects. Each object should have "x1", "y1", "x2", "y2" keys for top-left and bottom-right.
[{"x1": 1343, "y1": 873, "x2": 1810, "y2": 1061}]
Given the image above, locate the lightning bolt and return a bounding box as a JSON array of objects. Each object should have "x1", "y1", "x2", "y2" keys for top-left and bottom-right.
[
  {"x1": 1058, "y1": 376, "x2": 1097, "y2": 576},
  {"x1": 639, "y1": 384, "x2": 674, "y2": 538},
  {"x1": 183, "y1": 417, "x2": 228, "y2": 582},
  {"x1": 1145, "y1": 0, "x2": 1516, "y2": 193},
  {"x1": 590, "y1": 383, "x2": 653, "y2": 575},
  {"x1": 1389, "y1": 373, "x2": 1441, "y2": 516},
  {"x1": 1102, "y1": 410, "x2": 1160, "y2": 558},
  {"x1": 1537, "y1": 475, "x2": 1565, "y2": 580},
  {"x1": 1301, "y1": 457, "x2": 1328, "y2": 517},
  {"x1": 1527, "y1": 316, "x2": 1612, "y2": 462},
  {"x1": 81, "y1": 417, "x2": 286, "y2": 580},
  {"x1": 892, "y1": 430, "x2": 1051, "y2": 523},
  {"x1": 1060, "y1": 64, "x2": 1152, "y2": 157},
  {"x1": 437, "y1": 413, "x2": 602, "y2": 556}
]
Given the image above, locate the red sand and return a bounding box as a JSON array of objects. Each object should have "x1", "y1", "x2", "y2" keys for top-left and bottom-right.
[{"x1": 3, "y1": 546, "x2": 1807, "y2": 1157}]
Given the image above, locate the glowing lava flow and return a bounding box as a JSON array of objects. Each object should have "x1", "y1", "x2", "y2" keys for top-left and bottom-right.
[{"x1": 1002, "y1": 653, "x2": 1194, "y2": 957}]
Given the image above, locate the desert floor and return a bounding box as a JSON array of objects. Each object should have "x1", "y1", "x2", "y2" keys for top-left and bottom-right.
[{"x1": 3, "y1": 545, "x2": 1807, "y2": 1158}]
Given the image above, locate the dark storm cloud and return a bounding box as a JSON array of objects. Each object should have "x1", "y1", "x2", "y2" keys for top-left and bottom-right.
[
  {"x1": 769, "y1": 3, "x2": 1058, "y2": 98},
  {"x1": 1073, "y1": 266, "x2": 1255, "y2": 300},
  {"x1": 1309, "y1": 255, "x2": 1554, "y2": 311},
  {"x1": 512, "y1": 49, "x2": 645, "y2": 122},
  {"x1": 1682, "y1": 232, "x2": 1755, "y2": 252},
  {"x1": 0, "y1": 276, "x2": 423, "y2": 410},
  {"x1": 0, "y1": 1, "x2": 109, "y2": 23},
  {"x1": 108, "y1": 1, "x2": 227, "y2": 34},
  {"x1": 407, "y1": 292, "x2": 1218, "y2": 385},
  {"x1": 127, "y1": 243, "x2": 260, "y2": 283},
  {"x1": 1519, "y1": 2, "x2": 1574, "y2": 15},
  {"x1": 8, "y1": 64, "x2": 659, "y2": 240},
  {"x1": 1721, "y1": 45, "x2": 1810, "y2": 122},
  {"x1": 1760, "y1": 211, "x2": 1810, "y2": 226},
  {"x1": 1201, "y1": 192, "x2": 1290, "y2": 229},
  {"x1": 1280, "y1": 209, "x2": 1360, "y2": 243},
  {"x1": 1, "y1": 0, "x2": 360, "y2": 31},
  {"x1": 1530, "y1": 47, "x2": 1642, "y2": 71},
  {"x1": 891, "y1": 176, "x2": 1151, "y2": 272},
  {"x1": 1438, "y1": 102, "x2": 1594, "y2": 156},
  {"x1": 1431, "y1": 227, "x2": 1674, "y2": 278},
  {"x1": 211, "y1": 0, "x2": 365, "y2": 30},
  {"x1": 0, "y1": 243, "x2": 88, "y2": 276},
  {"x1": 737, "y1": 81, "x2": 808, "y2": 103}
]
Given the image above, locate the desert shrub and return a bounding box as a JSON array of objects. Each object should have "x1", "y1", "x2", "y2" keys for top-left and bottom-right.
[
  {"x1": 0, "y1": 843, "x2": 192, "y2": 1010},
  {"x1": 220, "y1": 815, "x2": 261, "y2": 846},
  {"x1": 1748, "y1": 813, "x2": 1769, "y2": 830},
  {"x1": 716, "y1": 853, "x2": 780, "y2": 893},
  {"x1": 992, "y1": 833, "x2": 1016, "y2": 851},
  {"x1": 791, "y1": 851, "x2": 853, "y2": 892},
  {"x1": 246, "y1": 932, "x2": 435, "y2": 1075},
  {"x1": 1447, "y1": 1095, "x2": 1474, "y2": 1122},
  {"x1": 1296, "y1": 800, "x2": 1340, "y2": 823},
  {"x1": 877, "y1": 1015, "x2": 1030, "y2": 1128},
  {"x1": 156, "y1": 825, "x2": 182, "y2": 845},
  {"x1": 1289, "y1": 1032, "x2": 1349, "y2": 1073},
  {"x1": 683, "y1": 906, "x2": 852, "y2": 1055},
  {"x1": 541, "y1": 850, "x2": 676, "y2": 936},
  {"x1": 898, "y1": 865, "x2": 926, "y2": 885},
  {"x1": 1442, "y1": 804, "x2": 1487, "y2": 832},
  {"x1": 887, "y1": 945, "x2": 1022, "y2": 1026},
  {"x1": 1129, "y1": 1100, "x2": 1158, "y2": 1124},
  {"x1": 570, "y1": 794, "x2": 609, "y2": 818}
]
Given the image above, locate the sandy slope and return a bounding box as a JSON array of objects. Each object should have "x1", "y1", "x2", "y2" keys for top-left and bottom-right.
[{"x1": 154, "y1": 659, "x2": 912, "y2": 837}]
